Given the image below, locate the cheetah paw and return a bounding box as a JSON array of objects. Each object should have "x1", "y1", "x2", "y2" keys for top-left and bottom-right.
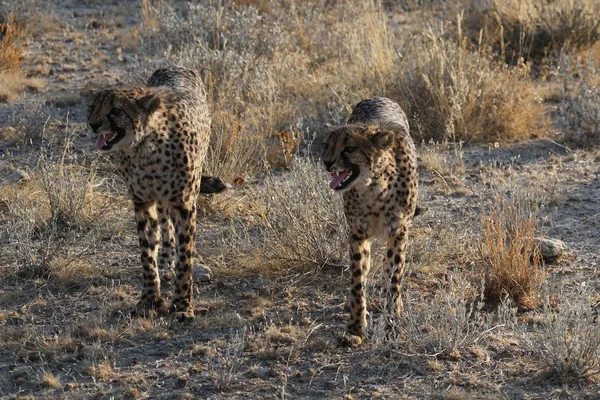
[
  {"x1": 169, "y1": 303, "x2": 195, "y2": 322},
  {"x1": 173, "y1": 310, "x2": 195, "y2": 323},
  {"x1": 338, "y1": 333, "x2": 364, "y2": 347}
]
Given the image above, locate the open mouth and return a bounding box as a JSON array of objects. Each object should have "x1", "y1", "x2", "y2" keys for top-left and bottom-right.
[
  {"x1": 329, "y1": 166, "x2": 360, "y2": 191},
  {"x1": 95, "y1": 131, "x2": 124, "y2": 151}
]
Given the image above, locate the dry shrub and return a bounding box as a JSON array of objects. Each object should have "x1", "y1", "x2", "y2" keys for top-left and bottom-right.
[
  {"x1": 478, "y1": 195, "x2": 546, "y2": 309},
  {"x1": 0, "y1": 125, "x2": 128, "y2": 281},
  {"x1": 535, "y1": 0, "x2": 600, "y2": 55},
  {"x1": 461, "y1": 0, "x2": 600, "y2": 67},
  {"x1": 396, "y1": 18, "x2": 546, "y2": 143},
  {"x1": 221, "y1": 156, "x2": 347, "y2": 276},
  {"x1": 0, "y1": 14, "x2": 30, "y2": 103},
  {"x1": 530, "y1": 286, "x2": 600, "y2": 383},
  {"x1": 555, "y1": 54, "x2": 600, "y2": 148},
  {"x1": 389, "y1": 277, "x2": 518, "y2": 357},
  {"x1": 38, "y1": 370, "x2": 61, "y2": 389},
  {"x1": 138, "y1": 0, "x2": 163, "y2": 32},
  {"x1": 0, "y1": 15, "x2": 23, "y2": 72}
]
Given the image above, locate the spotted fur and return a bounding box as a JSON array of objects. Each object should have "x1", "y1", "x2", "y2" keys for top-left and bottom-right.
[
  {"x1": 321, "y1": 97, "x2": 418, "y2": 343},
  {"x1": 88, "y1": 66, "x2": 214, "y2": 321}
]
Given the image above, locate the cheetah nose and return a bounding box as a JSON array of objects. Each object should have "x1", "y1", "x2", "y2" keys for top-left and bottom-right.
[
  {"x1": 323, "y1": 160, "x2": 333, "y2": 171},
  {"x1": 89, "y1": 121, "x2": 101, "y2": 132}
]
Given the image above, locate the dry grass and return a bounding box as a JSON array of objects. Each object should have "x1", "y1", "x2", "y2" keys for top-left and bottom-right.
[
  {"x1": 0, "y1": 15, "x2": 23, "y2": 72},
  {"x1": 460, "y1": 0, "x2": 600, "y2": 67},
  {"x1": 529, "y1": 286, "x2": 600, "y2": 383},
  {"x1": 221, "y1": 155, "x2": 347, "y2": 277},
  {"x1": 419, "y1": 142, "x2": 467, "y2": 195},
  {"x1": 38, "y1": 370, "x2": 61, "y2": 389},
  {"x1": 478, "y1": 194, "x2": 546, "y2": 309},
  {"x1": 555, "y1": 54, "x2": 600, "y2": 147},
  {"x1": 0, "y1": 126, "x2": 130, "y2": 285},
  {"x1": 0, "y1": 15, "x2": 46, "y2": 103},
  {"x1": 138, "y1": 0, "x2": 163, "y2": 32},
  {"x1": 395, "y1": 16, "x2": 547, "y2": 143}
]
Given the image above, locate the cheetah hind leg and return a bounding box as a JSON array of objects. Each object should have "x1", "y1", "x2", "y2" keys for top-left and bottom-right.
[
  {"x1": 381, "y1": 227, "x2": 409, "y2": 340},
  {"x1": 157, "y1": 206, "x2": 175, "y2": 285},
  {"x1": 170, "y1": 202, "x2": 197, "y2": 322}
]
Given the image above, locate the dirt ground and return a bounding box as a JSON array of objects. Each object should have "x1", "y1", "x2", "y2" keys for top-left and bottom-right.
[{"x1": 1, "y1": 1, "x2": 599, "y2": 399}]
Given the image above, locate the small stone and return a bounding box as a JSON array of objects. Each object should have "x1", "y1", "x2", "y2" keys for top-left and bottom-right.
[
  {"x1": 257, "y1": 367, "x2": 270, "y2": 379},
  {"x1": 534, "y1": 237, "x2": 567, "y2": 264},
  {"x1": 0, "y1": 161, "x2": 30, "y2": 187},
  {"x1": 193, "y1": 264, "x2": 212, "y2": 283}
]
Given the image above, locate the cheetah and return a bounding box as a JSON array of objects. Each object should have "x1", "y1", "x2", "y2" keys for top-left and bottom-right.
[
  {"x1": 321, "y1": 97, "x2": 418, "y2": 344},
  {"x1": 88, "y1": 66, "x2": 219, "y2": 321}
]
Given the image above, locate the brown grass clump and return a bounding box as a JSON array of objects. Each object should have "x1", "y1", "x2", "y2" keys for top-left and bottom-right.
[
  {"x1": 396, "y1": 17, "x2": 547, "y2": 143},
  {"x1": 206, "y1": 155, "x2": 346, "y2": 278},
  {"x1": 138, "y1": 0, "x2": 163, "y2": 32},
  {"x1": 0, "y1": 15, "x2": 35, "y2": 103},
  {"x1": 0, "y1": 15, "x2": 23, "y2": 73},
  {"x1": 535, "y1": 0, "x2": 600, "y2": 55},
  {"x1": 461, "y1": 0, "x2": 600, "y2": 67},
  {"x1": 555, "y1": 54, "x2": 600, "y2": 148},
  {"x1": 38, "y1": 370, "x2": 61, "y2": 389},
  {"x1": 532, "y1": 287, "x2": 600, "y2": 383},
  {"x1": 478, "y1": 196, "x2": 546, "y2": 309},
  {"x1": 85, "y1": 359, "x2": 117, "y2": 381}
]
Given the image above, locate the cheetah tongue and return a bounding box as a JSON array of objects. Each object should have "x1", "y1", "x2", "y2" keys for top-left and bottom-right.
[
  {"x1": 329, "y1": 170, "x2": 350, "y2": 190},
  {"x1": 95, "y1": 133, "x2": 114, "y2": 150}
]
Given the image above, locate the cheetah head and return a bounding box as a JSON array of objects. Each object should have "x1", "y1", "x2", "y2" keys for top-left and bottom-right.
[
  {"x1": 321, "y1": 124, "x2": 394, "y2": 192},
  {"x1": 88, "y1": 88, "x2": 160, "y2": 152}
]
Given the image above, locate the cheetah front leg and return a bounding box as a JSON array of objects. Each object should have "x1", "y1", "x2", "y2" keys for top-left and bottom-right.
[
  {"x1": 170, "y1": 201, "x2": 197, "y2": 321},
  {"x1": 344, "y1": 233, "x2": 371, "y2": 345},
  {"x1": 133, "y1": 201, "x2": 166, "y2": 316},
  {"x1": 384, "y1": 222, "x2": 410, "y2": 331}
]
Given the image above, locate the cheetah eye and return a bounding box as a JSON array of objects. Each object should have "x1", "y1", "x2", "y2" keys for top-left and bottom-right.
[
  {"x1": 344, "y1": 146, "x2": 358, "y2": 154},
  {"x1": 110, "y1": 107, "x2": 125, "y2": 117}
]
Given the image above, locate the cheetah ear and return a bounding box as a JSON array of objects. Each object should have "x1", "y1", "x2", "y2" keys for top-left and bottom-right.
[
  {"x1": 136, "y1": 94, "x2": 161, "y2": 115},
  {"x1": 371, "y1": 129, "x2": 394, "y2": 148}
]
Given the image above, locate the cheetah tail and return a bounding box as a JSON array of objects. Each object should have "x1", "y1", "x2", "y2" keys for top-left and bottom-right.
[
  {"x1": 413, "y1": 205, "x2": 427, "y2": 217},
  {"x1": 199, "y1": 176, "x2": 229, "y2": 194}
]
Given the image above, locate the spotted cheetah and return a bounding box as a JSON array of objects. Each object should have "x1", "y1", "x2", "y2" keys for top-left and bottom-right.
[
  {"x1": 88, "y1": 66, "x2": 218, "y2": 321},
  {"x1": 321, "y1": 97, "x2": 418, "y2": 344}
]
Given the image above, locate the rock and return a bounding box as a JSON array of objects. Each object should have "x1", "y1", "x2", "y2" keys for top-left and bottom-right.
[
  {"x1": 0, "y1": 161, "x2": 30, "y2": 187},
  {"x1": 534, "y1": 237, "x2": 567, "y2": 264},
  {"x1": 257, "y1": 367, "x2": 270, "y2": 379},
  {"x1": 193, "y1": 264, "x2": 213, "y2": 283}
]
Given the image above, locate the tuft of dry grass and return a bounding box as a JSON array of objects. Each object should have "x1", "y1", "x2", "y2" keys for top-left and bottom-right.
[
  {"x1": 535, "y1": 0, "x2": 600, "y2": 56},
  {"x1": 138, "y1": 0, "x2": 163, "y2": 32},
  {"x1": 0, "y1": 123, "x2": 130, "y2": 285},
  {"x1": 0, "y1": 15, "x2": 23, "y2": 73},
  {"x1": 395, "y1": 16, "x2": 547, "y2": 143},
  {"x1": 38, "y1": 370, "x2": 61, "y2": 389},
  {"x1": 555, "y1": 54, "x2": 600, "y2": 148},
  {"x1": 529, "y1": 286, "x2": 600, "y2": 383},
  {"x1": 388, "y1": 277, "x2": 515, "y2": 358},
  {"x1": 221, "y1": 155, "x2": 347, "y2": 277},
  {"x1": 460, "y1": 0, "x2": 600, "y2": 67},
  {"x1": 478, "y1": 195, "x2": 546, "y2": 309}
]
